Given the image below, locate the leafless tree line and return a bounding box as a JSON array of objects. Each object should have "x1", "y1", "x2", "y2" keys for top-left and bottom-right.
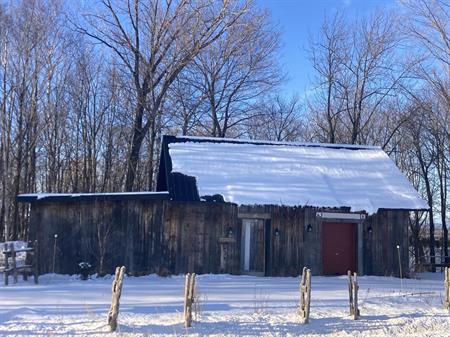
[
  {"x1": 0, "y1": 0, "x2": 282, "y2": 240},
  {"x1": 0, "y1": 0, "x2": 447, "y2": 270},
  {"x1": 306, "y1": 0, "x2": 449, "y2": 268}
]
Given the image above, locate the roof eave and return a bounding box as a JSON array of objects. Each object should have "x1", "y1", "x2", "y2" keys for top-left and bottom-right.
[{"x1": 17, "y1": 192, "x2": 169, "y2": 203}]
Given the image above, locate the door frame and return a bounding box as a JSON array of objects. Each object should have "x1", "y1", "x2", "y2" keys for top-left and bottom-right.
[
  {"x1": 317, "y1": 212, "x2": 365, "y2": 275},
  {"x1": 239, "y1": 215, "x2": 271, "y2": 276}
]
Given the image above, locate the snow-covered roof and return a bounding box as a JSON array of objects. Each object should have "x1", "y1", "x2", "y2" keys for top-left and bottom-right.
[{"x1": 166, "y1": 136, "x2": 428, "y2": 214}]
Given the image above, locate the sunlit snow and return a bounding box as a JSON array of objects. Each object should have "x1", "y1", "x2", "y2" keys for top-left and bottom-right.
[{"x1": 169, "y1": 140, "x2": 428, "y2": 214}]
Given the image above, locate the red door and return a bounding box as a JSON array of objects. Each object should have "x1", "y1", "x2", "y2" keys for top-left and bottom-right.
[{"x1": 322, "y1": 222, "x2": 357, "y2": 275}]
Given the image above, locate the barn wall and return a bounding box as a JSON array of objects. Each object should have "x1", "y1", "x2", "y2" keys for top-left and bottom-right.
[
  {"x1": 30, "y1": 199, "x2": 165, "y2": 275},
  {"x1": 163, "y1": 201, "x2": 239, "y2": 275},
  {"x1": 237, "y1": 206, "x2": 409, "y2": 277},
  {"x1": 303, "y1": 207, "x2": 322, "y2": 275},
  {"x1": 239, "y1": 205, "x2": 308, "y2": 276},
  {"x1": 238, "y1": 205, "x2": 306, "y2": 276},
  {"x1": 363, "y1": 210, "x2": 409, "y2": 276},
  {"x1": 28, "y1": 200, "x2": 409, "y2": 277}
]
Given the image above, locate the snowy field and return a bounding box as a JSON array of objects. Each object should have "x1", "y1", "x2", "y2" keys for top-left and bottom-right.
[{"x1": 0, "y1": 273, "x2": 449, "y2": 337}]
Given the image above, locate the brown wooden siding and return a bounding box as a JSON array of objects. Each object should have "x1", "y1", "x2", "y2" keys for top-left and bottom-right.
[
  {"x1": 30, "y1": 199, "x2": 165, "y2": 275},
  {"x1": 363, "y1": 210, "x2": 409, "y2": 276},
  {"x1": 28, "y1": 200, "x2": 409, "y2": 277},
  {"x1": 163, "y1": 201, "x2": 239, "y2": 275}
]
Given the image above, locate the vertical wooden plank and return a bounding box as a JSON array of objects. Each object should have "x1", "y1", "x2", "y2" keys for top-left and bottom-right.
[
  {"x1": 264, "y1": 217, "x2": 271, "y2": 276},
  {"x1": 33, "y1": 240, "x2": 39, "y2": 284}
]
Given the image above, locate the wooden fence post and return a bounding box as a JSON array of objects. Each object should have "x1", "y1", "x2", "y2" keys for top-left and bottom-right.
[
  {"x1": 3, "y1": 244, "x2": 9, "y2": 286},
  {"x1": 444, "y1": 267, "x2": 450, "y2": 312},
  {"x1": 348, "y1": 271, "x2": 360, "y2": 319},
  {"x1": 184, "y1": 273, "x2": 190, "y2": 323},
  {"x1": 348, "y1": 271, "x2": 354, "y2": 316},
  {"x1": 11, "y1": 243, "x2": 18, "y2": 284},
  {"x1": 299, "y1": 267, "x2": 306, "y2": 319},
  {"x1": 107, "y1": 266, "x2": 126, "y2": 332},
  {"x1": 184, "y1": 273, "x2": 196, "y2": 328},
  {"x1": 306, "y1": 269, "x2": 311, "y2": 321},
  {"x1": 353, "y1": 272, "x2": 359, "y2": 319},
  {"x1": 299, "y1": 267, "x2": 311, "y2": 323}
]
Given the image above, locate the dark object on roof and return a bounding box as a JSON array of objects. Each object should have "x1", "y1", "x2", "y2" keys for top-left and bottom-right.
[
  {"x1": 167, "y1": 172, "x2": 200, "y2": 202},
  {"x1": 201, "y1": 194, "x2": 225, "y2": 203},
  {"x1": 157, "y1": 136, "x2": 201, "y2": 202}
]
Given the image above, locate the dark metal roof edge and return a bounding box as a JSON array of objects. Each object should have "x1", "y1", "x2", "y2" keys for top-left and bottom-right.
[
  {"x1": 162, "y1": 134, "x2": 380, "y2": 151},
  {"x1": 377, "y1": 207, "x2": 430, "y2": 212},
  {"x1": 17, "y1": 192, "x2": 169, "y2": 203}
]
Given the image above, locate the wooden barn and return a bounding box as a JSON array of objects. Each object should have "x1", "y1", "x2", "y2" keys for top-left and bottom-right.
[{"x1": 18, "y1": 135, "x2": 428, "y2": 277}]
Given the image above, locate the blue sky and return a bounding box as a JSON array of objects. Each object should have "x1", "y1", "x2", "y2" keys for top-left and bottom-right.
[{"x1": 256, "y1": 0, "x2": 399, "y2": 98}]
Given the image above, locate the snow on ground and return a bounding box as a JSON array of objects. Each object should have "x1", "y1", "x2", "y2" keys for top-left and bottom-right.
[{"x1": 0, "y1": 273, "x2": 448, "y2": 336}]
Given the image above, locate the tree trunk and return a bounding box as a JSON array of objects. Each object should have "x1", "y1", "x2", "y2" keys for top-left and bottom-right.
[{"x1": 125, "y1": 102, "x2": 147, "y2": 191}]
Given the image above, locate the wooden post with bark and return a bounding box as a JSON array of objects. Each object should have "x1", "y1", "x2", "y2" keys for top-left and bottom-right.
[
  {"x1": 11, "y1": 244, "x2": 18, "y2": 284},
  {"x1": 299, "y1": 267, "x2": 311, "y2": 323},
  {"x1": 184, "y1": 273, "x2": 196, "y2": 328},
  {"x1": 348, "y1": 271, "x2": 360, "y2": 319},
  {"x1": 348, "y1": 271, "x2": 354, "y2": 315},
  {"x1": 3, "y1": 244, "x2": 10, "y2": 286},
  {"x1": 107, "y1": 266, "x2": 126, "y2": 332},
  {"x1": 444, "y1": 267, "x2": 450, "y2": 312}
]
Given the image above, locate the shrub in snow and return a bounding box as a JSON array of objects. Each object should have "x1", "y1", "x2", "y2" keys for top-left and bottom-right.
[
  {"x1": 158, "y1": 267, "x2": 171, "y2": 277},
  {"x1": 78, "y1": 262, "x2": 93, "y2": 280}
]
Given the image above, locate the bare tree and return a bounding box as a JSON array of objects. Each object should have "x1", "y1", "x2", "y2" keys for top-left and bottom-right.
[
  {"x1": 409, "y1": 210, "x2": 427, "y2": 269},
  {"x1": 402, "y1": 0, "x2": 449, "y2": 265},
  {"x1": 307, "y1": 13, "x2": 346, "y2": 143},
  {"x1": 76, "y1": 0, "x2": 251, "y2": 191},
  {"x1": 246, "y1": 94, "x2": 303, "y2": 142},
  {"x1": 0, "y1": 5, "x2": 12, "y2": 240},
  {"x1": 405, "y1": 103, "x2": 438, "y2": 271},
  {"x1": 166, "y1": 75, "x2": 207, "y2": 136},
  {"x1": 188, "y1": 7, "x2": 282, "y2": 137},
  {"x1": 308, "y1": 11, "x2": 411, "y2": 146}
]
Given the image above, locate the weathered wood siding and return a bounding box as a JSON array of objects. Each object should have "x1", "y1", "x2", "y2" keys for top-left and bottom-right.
[
  {"x1": 270, "y1": 206, "x2": 305, "y2": 276},
  {"x1": 237, "y1": 206, "x2": 409, "y2": 277},
  {"x1": 303, "y1": 207, "x2": 322, "y2": 275},
  {"x1": 30, "y1": 199, "x2": 165, "y2": 275},
  {"x1": 28, "y1": 200, "x2": 409, "y2": 277},
  {"x1": 363, "y1": 210, "x2": 409, "y2": 276},
  {"x1": 163, "y1": 201, "x2": 239, "y2": 274}
]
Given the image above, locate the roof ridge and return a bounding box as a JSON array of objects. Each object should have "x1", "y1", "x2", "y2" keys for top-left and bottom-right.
[{"x1": 166, "y1": 135, "x2": 381, "y2": 151}]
